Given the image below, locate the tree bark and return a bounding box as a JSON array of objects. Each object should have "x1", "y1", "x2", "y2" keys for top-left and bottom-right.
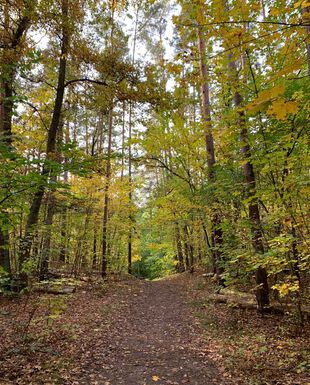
[
  {"x1": 19, "y1": 0, "x2": 69, "y2": 270},
  {"x1": 121, "y1": 101, "x2": 126, "y2": 179},
  {"x1": 175, "y1": 222, "x2": 185, "y2": 272},
  {"x1": 228, "y1": 56, "x2": 270, "y2": 312},
  {"x1": 101, "y1": 2, "x2": 117, "y2": 279},
  {"x1": 101, "y1": 106, "x2": 113, "y2": 278},
  {"x1": 0, "y1": 2, "x2": 35, "y2": 275},
  {"x1": 0, "y1": 226, "x2": 10, "y2": 274},
  {"x1": 183, "y1": 225, "x2": 192, "y2": 271},
  {"x1": 92, "y1": 227, "x2": 97, "y2": 270},
  {"x1": 197, "y1": 26, "x2": 224, "y2": 284},
  {"x1": 184, "y1": 225, "x2": 194, "y2": 273},
  {"x1": 0, "y1": 1, "x2": 33, "y2": 146},
  {"x1": 127, "y1": 7, "x2": 139, "y2": 275},
  {"x1": 39, "y1": 192, "x2": 55, "y2": 280},
  {"x1": 59, "y1": 120, "x2": 69, "y2": 263},
  {"x1": 59, "y1": 212, "x2": 67, "y2": 263},
  {"x1": 128, "y1": 100, "x2": 133, "y2": 275}
]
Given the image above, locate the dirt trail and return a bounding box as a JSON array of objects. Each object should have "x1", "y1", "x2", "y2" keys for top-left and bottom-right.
[
  {"x1": 2, "y1": 274, "x2": 309, "y2": 385},
  {"x1": 74, "y1": 276, "x2": 223, "y2": 385}
]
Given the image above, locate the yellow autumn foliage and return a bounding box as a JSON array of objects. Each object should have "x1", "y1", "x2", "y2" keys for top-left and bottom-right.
[
  {"x1": 267, "y1": 99, "x2": 299, "y2": 120},
  {"x1": 246, "y1": 85, "x2": 286, "y2": 113},
  {"x1": 272, "y1": 282, "x2": 300, "y2": 297}
]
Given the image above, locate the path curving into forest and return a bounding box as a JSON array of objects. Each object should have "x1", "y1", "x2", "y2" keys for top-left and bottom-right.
[{"x1": 73, "y1": 276, "x2": 224, "y2": 385}]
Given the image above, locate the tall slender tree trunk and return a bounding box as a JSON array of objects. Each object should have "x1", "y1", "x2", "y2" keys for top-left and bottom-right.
[
  {"x1": 127, "y1": 7, "x2": 139, "y2": 275},
  {"x1": 101, "y1": 106, "x2": 113, "y2": 278},
  {"x1": 121, "y1": 101, "x2": 126, "y2": 179},
  {"x1": 0, "y1": 2, "x2": 35, "y2": 275},
  {"x1": 183, "y1": 225, "x2": 190, "y2": 271},
  {"x1": 40, "y1": 113, "x2": 64, "y2": 279},
  {"x1": 0, "y1": 226, "x2": 10, "y2": 274},
  {"x1": 184, "y1": 225, "x2": 194, "y2": 272},
  {"x1": 175, "y1": 222, "x2": 185, "y2": 272},
  {"x1": 92, "y1": 226, "x2": 97, "y2": 270},
  {"x1": 1, "y1": 67, "x2": 13, "y2": 148},
  {"x1": 228, "y1": 55, "x2": 269, "y2": 312},
  {"x1": 39, "y1": 192, "x2": 55, "y2": 280},
  {"x1": 128, "y1": 100, "x2": 133, "y2": 275},
  {"x1": 59, "y1": 121, "x2": 69, "y2": 263},
  {"x1": 73, "y1": 212, "x2": 90, "y2": 275},
  {"x1": 59, "y1": 213, "x2": 67, "y2": 263},
  {"x1": 19, "y1": 0, "x2": 69, "y2": 271},
  {"x1": 101, "y1": 1, "x2": 116, "y2": 279},
  {"x1": 1, "y1": 2, "x2": 33, "y2": 146},
  {"x1": 197, "y1": 26, "x2": 224, "y2": 284},
  {"x1": 278, "y1": 153, "x2": 304, "y2": 322}
]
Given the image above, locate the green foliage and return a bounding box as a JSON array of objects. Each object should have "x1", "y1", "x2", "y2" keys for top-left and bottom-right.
[
  {"x1": 0, "y1": 267, "x2": 11, "y2": 294},
  {"x1": 135, "y1": 252, "x2": 176, "y2": 280}
]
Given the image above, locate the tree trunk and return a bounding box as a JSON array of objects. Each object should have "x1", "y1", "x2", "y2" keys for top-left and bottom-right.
[
  {"x1": 183, "y1": 225, "x2": 191, "y2": 271},
  {"x1": 128, "y1": 100, "x2": 133, "y2": 275},
  {"x1": 0, "y1": 2, "x2": 33, "y2": 146},
  {"x1": 39, "y1": 193, "x2": 55, "y2": 280},
  {"x1": 0, "y1": 226, "x2": 10, "y2": 274},
  {"x1": 1, "y1": 68, "x2": 13, "y2": 148},
  {"x1": 0, "y1": 2, "x2": 34, "y2": 275},
  {"x1": 184, "y1": 225, "x2": 194, "y2": 273},
  {"x1": 59, "y1": 120, "x2": 69, "y2": 263},
  {"x1": 197, "y1": 26, "x2": 224, "y2": 284},
  {"x1": 40, "y1": 111, "x2": 64, "y2": 278},
  {"x1": 92, "y1": 227, "x2": 97, "y2": 270},
  {"x1": 101, "y1": 2, "x2": 117, "y2": 279},
  {"x1": 175, "y1": 222, "x2": 185, "y2": 272},
  {"x1": 59, "y1": 212, "x2": 67, "y2": 263},
  {"x1": 127, "y1": 7, "x2": 139, "y2": 275},
  {"x1": 19, "y1": 0, "x2": 69, "y2": 270},
  {"x1": 121, "y1": 101, "x2": 126, "y2": 179},
  {"x1": 228, "y1": 56, "x2": 270, "y2": 312},
  {"x1": 101, "y1": 106, "x2": 113, "y2": 278}
]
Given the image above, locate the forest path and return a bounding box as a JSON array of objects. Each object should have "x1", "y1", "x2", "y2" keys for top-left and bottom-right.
[{"x1": 74, "y1": 275, "x2": 223, "y2": 385}]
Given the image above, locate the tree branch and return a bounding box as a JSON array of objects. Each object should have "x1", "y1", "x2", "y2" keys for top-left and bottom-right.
[
  {"x1": 179, "y1": 20, "x2": 310, "y2": 28},
  {"x1": 146, "y1": 156, "x2": 194, "y2": 189},
  {"x1": 64, "y1": 78, "x2": 109, "y2": 88}
]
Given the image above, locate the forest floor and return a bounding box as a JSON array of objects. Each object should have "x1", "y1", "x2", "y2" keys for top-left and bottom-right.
[{"x1": 0, "y1": 273, "x2": 309, "y2": 385}]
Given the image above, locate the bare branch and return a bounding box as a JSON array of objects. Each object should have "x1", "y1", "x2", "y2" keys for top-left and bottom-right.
[{"x1": 64, "y1": 78, "x2": 109, "y2": 88}]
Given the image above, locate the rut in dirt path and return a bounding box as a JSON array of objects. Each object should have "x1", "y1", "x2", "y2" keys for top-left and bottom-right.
[{"x1": 77, "y1": 276, "x2": 223, "y2": 385}]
